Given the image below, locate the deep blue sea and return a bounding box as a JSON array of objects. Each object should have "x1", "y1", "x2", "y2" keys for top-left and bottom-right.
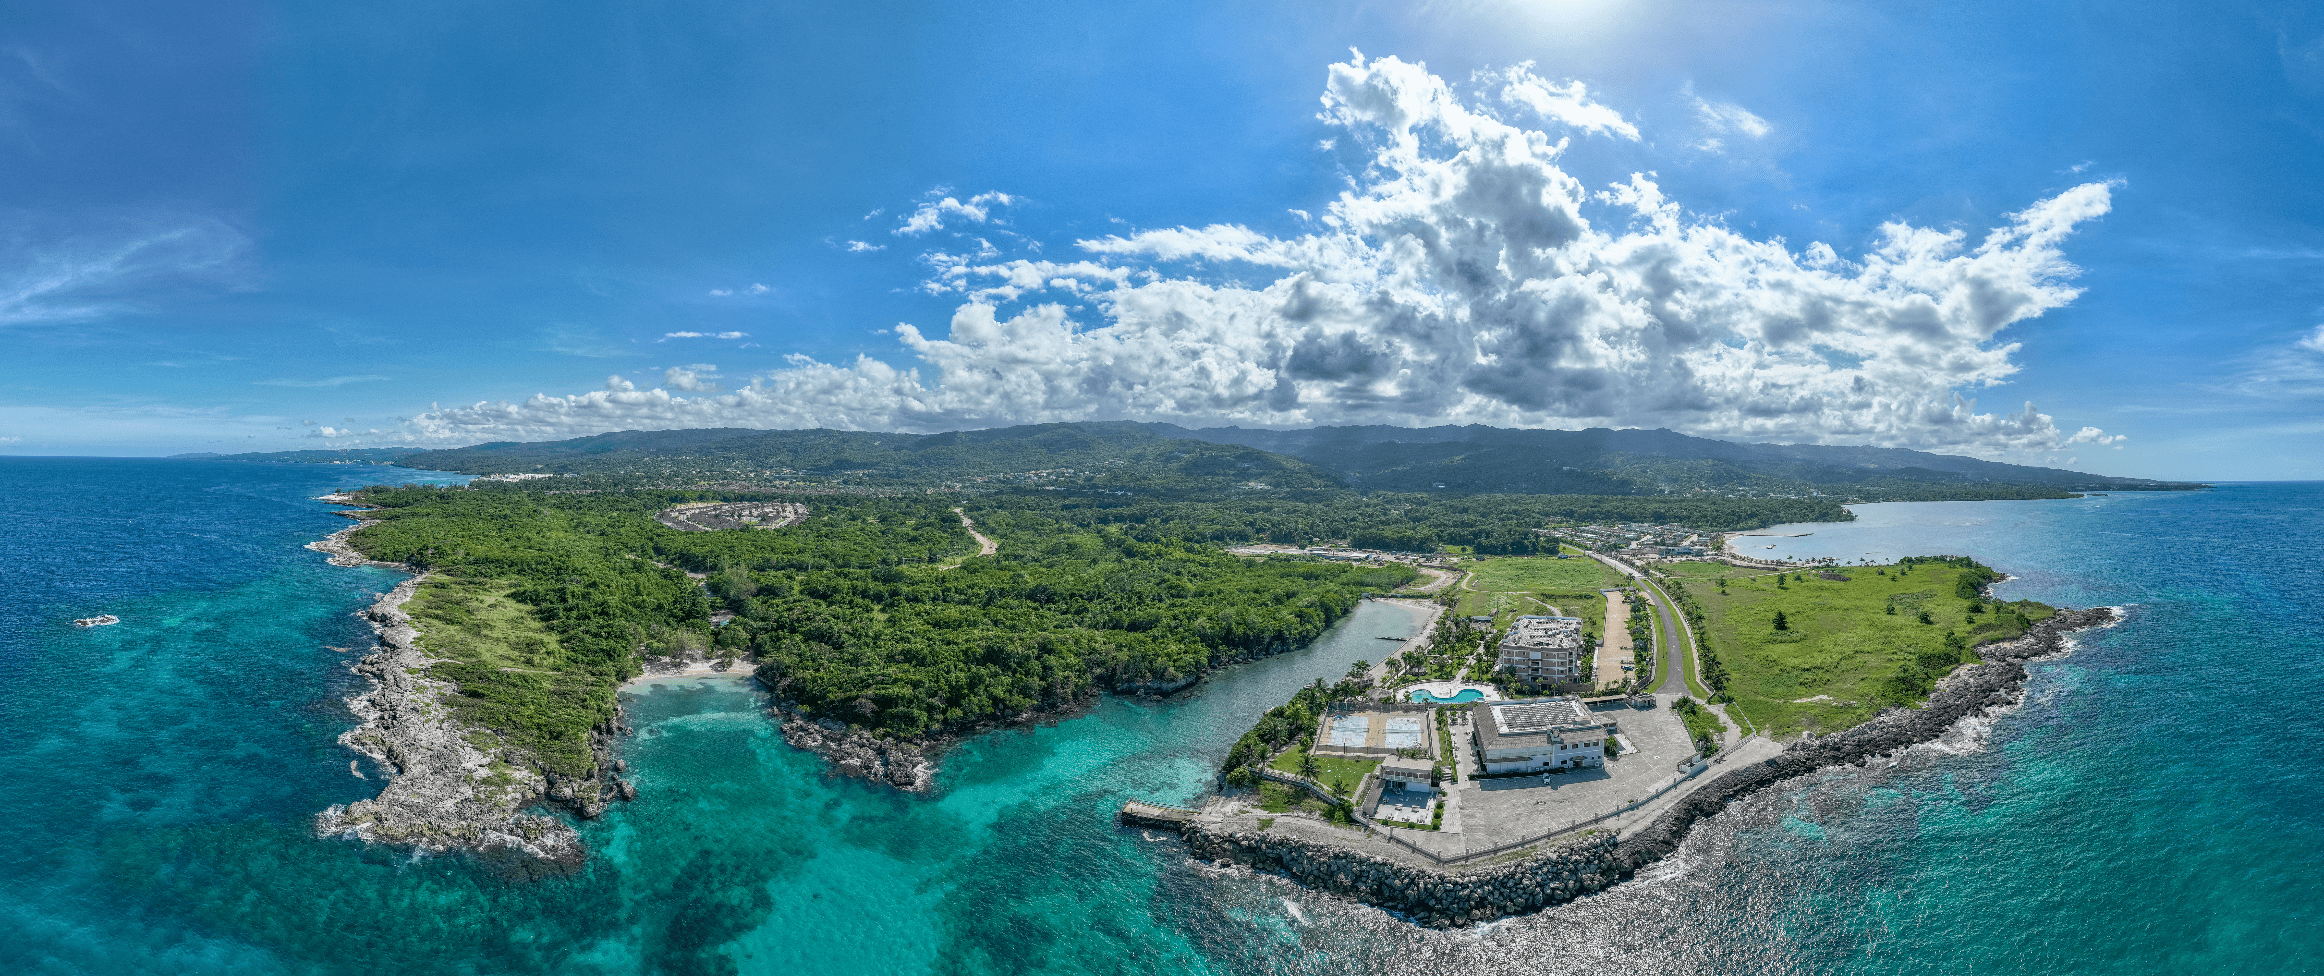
[{"x1": 4, "y1": 460, "x2": 2320, "y2": 975}]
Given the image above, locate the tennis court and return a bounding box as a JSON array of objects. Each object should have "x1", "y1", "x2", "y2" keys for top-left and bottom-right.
[
  {"x1": 1324, "y1": 714, "x2": 1371, "y2": 747},
  {"x1": 1382, "y1": 716, "x2": 1427, "y2": 750}
]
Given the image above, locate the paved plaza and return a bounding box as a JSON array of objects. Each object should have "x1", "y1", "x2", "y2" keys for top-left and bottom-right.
[{"x1": 1400, "y1": 693, "x2": 1703, "y2": 855}]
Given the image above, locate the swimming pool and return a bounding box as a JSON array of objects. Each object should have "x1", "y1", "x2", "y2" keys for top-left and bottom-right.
[{"x1": 1409, "y1": 688, "x2": 1485, "y2": 704}]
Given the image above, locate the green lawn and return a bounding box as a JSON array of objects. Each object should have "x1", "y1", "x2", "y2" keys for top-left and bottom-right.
[
  {"x1": 1269, "y1": 741, "x2": 1380, "y2": 795},
  {"x1": 1451, "y1": 554, "x2": 1627, "y2": 639},
  {"x1": 1657, "y1": 560, "x2": 2052, "y2": 737}
]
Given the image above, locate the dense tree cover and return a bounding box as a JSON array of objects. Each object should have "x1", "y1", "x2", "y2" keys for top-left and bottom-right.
[
  {"x1": 966, "y1": 491, "x2": 1852, "y2": 547},
  {"x1": 398, "y1": 422, "x2": 1344, "y2": 494},
  {"x1": 722, "y1": 528, "x2": 1412, "y2": 738},
  {"x1": 369, "y1": 421, "x2": 2201, "y2": 505},
  {"x1": 343, "y1": 483, "x2": 1416, "y2": 767},
  {"x1": 347, "y1": 486, "x2": 717, "y2": 774}
]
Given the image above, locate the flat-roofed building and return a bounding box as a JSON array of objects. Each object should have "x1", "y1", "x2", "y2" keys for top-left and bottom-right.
[
  {"x1": 1497, "y1": 614, "x2": 1585, "y2": 686},
  {"x1": 1377, "y1": 757, "x2": 1435, "y2": 792},
  {"x1": 1471, "y1": 697, "x2": 1614, "y2": 774}
]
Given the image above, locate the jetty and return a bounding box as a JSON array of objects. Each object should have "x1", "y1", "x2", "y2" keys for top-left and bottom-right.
[{"x1": 1118, "y1": 801, "x2": 1199, "y2": 830}]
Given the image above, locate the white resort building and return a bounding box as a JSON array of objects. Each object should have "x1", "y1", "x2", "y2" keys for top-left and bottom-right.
[
  {"x1": 1496, "y1": 614, "x2": 1586, "y2": 686},
  {"x1": 1471, "y1": 698, "x2": 1614, "y2": 774}
]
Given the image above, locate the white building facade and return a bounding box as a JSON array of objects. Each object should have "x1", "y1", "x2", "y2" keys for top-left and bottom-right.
[{"x1": 1471, "y1": 698, "x2": 1614, "y2": 774}]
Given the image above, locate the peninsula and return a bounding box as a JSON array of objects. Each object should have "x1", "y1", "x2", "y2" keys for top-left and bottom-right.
[{"x1": 1159, "y1": 543, "x2": 2116, "y2": 925}]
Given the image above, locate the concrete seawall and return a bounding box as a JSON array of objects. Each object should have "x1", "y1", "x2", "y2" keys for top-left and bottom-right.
[{"x1": 1180, "y1": 606, "x2": 2116, "y2": 926}]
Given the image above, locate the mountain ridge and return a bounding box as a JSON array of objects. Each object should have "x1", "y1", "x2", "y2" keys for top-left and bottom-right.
[{"x1": 192, "y1": 422, "x2": 2204, "y2": 499}]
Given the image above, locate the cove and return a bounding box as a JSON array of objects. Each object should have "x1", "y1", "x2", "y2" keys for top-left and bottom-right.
[{"x1": 591, "y1": 599, "x2": 1425, "y2": 973}]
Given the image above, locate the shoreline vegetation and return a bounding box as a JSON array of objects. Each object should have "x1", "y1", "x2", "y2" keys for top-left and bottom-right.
[
  {"x1": 287, "y1": 428, "x2": 2161, "y2": 894},
  {"x1": 305, "y1": 482, "x2": 1428, "y2": 866}
]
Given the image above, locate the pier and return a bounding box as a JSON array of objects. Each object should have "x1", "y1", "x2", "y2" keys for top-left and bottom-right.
[{"x1": 1118, "y1": 801, "x2": 1199, "y2": 830}]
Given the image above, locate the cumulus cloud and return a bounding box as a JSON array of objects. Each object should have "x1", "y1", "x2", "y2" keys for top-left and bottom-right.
[
  {"x1": 663, "y1": 365, "x2": 723, "y2": 393},
  {"x1": 895, "y1": 190, "x2": 1015, "y2": 236},
  {"x1": 845, "y1": 240, "x2": 885, "y2": 253},
  {"x1": 388, "y1": 54, "x2": 2120, "y2": 459}
]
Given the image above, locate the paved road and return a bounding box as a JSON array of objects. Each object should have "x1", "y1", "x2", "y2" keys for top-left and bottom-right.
[{"x1": 1588, "y1": 551, "x2": 1755, "y2": 743}]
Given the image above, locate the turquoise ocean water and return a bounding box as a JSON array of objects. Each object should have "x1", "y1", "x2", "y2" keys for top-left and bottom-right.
[{"x1": 3, "y1": 460, "x2": 2319, "y2": 974}]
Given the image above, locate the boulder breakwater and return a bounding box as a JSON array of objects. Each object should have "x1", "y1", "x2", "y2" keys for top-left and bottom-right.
[{"x1": 1183, "y1": 606, "x2": 2118, "y2": 926}]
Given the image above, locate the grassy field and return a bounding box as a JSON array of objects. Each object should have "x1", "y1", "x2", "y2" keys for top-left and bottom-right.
[
  {"x1": 1657, "y1": 559, "x2": 2053, "y2": 737},
  {"x1": 1269, "y1": 742, "x2": 1381, "y2": 795},
  {"x1": 1452, "y1": 554, "x2": 1628, "y2": 638},
  {"x1": 404, "y1": 577, "x2": 615, "y2": 774}
]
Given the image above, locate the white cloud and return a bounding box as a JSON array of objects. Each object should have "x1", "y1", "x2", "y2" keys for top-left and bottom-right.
[
  {"x1": 663, "y1": 365, "x2": 723, "y2": 393},
  {"x1": 895, "y1": 190, "x2": 1016, "y2": 236},
  {"x1": 384, "y1": 54, "x2": 2121, "y2": 459},
  {"x1": 845, "y1": 240, "x2": 885, "y2": 253},
  {"x1": 2300, "y1": 324, "x2": 2324, "y2": 354},
  {"x1": 1488, "y1": 62, "x2": 1639, "y2": 140},
  {"x1": 661, "y1": 331, "x2": 749, "y2": 340},
  {"x1": 748, "y1": 283, "x2": 770, "y2": 294},
  {"x1": 1690, "y1": 87, "x2": 1770, "y2": 151},
  {"x1": 708, "y1": 288, "x2": 732, "y2": 297}
]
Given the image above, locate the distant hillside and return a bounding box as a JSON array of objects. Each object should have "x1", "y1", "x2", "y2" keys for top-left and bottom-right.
[
  {"x1": 1154, "y1": 424, "x2": 2202, "y2": 499},
  {"x1": 396, "y1": 423, "x2": 1342, "y2": 495},
  {"x1": 357, "y1": 421, "x2": 2200, "y2": 502},
  {"x1": 169, "y1": 448, "x2": 426, "y2": 464}
]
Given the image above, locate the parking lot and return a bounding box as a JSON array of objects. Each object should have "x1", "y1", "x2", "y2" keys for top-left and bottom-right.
[{"x1": 1419, "y1": 694, "x2": 1702, "y2": 852}]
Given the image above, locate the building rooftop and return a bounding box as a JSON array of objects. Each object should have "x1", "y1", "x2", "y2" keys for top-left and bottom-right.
[
  {"x1": 1377, "y1": 757, "x2": 1434, "y2": 779},
  {"x1": 1475, "y1": 697, "x2": 1610, "y2": 753}
]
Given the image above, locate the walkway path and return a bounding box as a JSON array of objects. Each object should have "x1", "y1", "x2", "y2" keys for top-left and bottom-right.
[{"x1": 954, "y1": 508, "x2": 998, "y2": 557}]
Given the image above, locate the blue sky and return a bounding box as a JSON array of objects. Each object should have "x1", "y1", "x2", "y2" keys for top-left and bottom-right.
[{"x1": 5, "y1": 0, "x2": 2322, "y2": 480}]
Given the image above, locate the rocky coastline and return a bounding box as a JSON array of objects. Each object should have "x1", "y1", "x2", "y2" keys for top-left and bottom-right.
[
  {"x1": 774, "y1": 710, "x2": 939, "y2": 792},
  {"x1": 311, "y1": 572, "x2": 590, "y2": 876},
  {"x1": 1181, "y1": 605, "x2": 2119, "y2": 926}
]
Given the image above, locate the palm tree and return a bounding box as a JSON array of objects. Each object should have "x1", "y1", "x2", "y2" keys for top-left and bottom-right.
[{"x1": 1298, "y1": 751, "x2": 1320, "y2": 781}]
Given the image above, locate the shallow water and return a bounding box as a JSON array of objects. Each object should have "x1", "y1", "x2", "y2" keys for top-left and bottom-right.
[{"x1": 4, "y1": 463, "x2": 2320, "y2": 974}]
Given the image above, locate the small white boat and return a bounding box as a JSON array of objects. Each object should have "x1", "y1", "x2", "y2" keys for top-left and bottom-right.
[{"x1": 72, "y1": 614, "x2": 120, "y2": 628}]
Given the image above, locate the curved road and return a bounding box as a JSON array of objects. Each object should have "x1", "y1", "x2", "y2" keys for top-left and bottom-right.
[{"x1": 1586, "y1": 551, "x2": 1756, "y2": 742}]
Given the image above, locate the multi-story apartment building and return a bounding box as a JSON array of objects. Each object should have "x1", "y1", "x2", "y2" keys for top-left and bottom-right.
[{"x1": 1496, "y1": 614, "x2": 1586, "y2": 686}]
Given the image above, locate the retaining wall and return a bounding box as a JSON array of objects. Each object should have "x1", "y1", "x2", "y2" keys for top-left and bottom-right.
[{"x1": 1185, "y1": 607, "x2": 2115, "y2": 926}]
